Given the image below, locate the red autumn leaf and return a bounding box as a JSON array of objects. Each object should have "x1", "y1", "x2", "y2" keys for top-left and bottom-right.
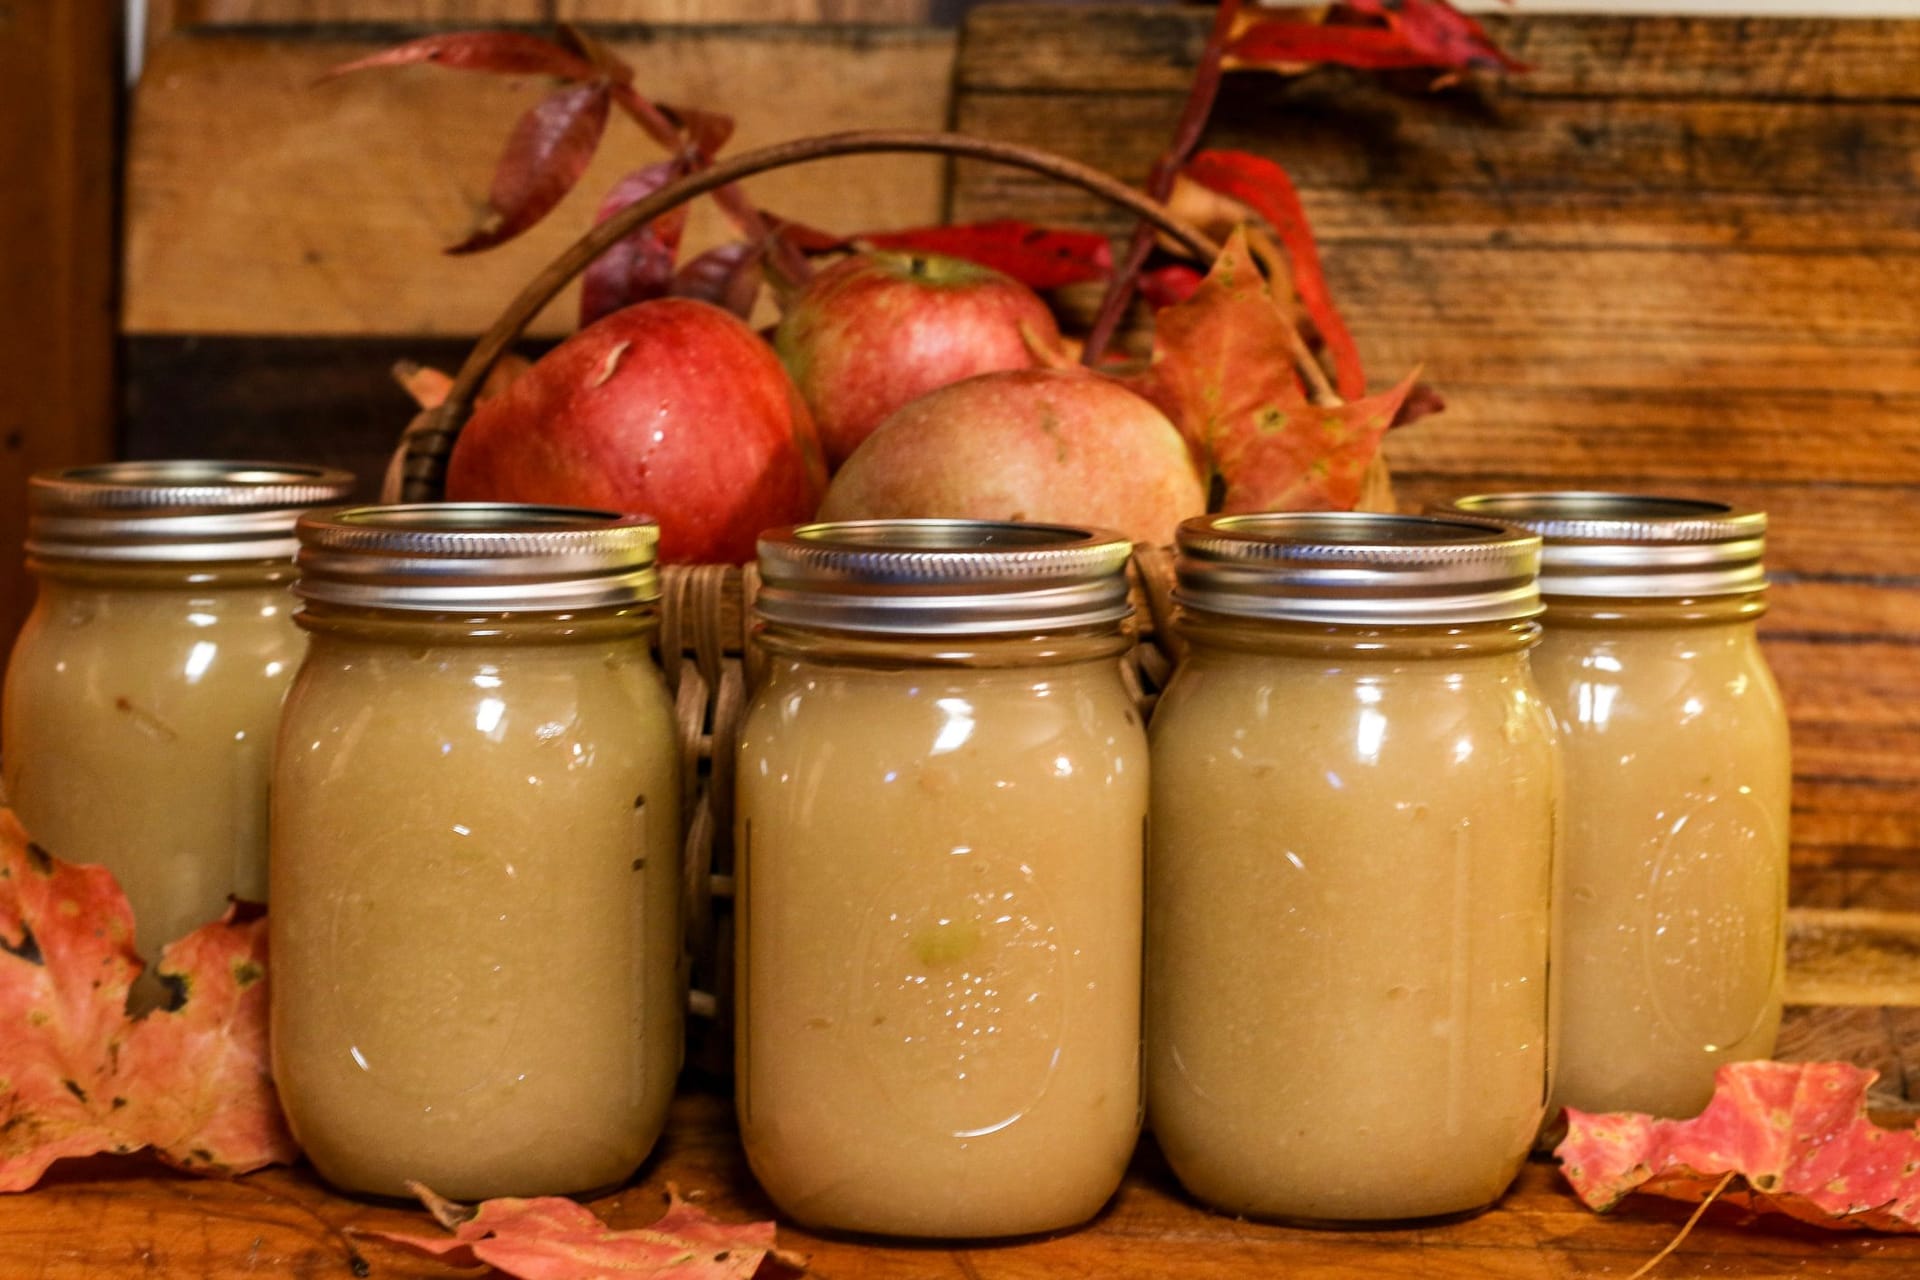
[
  {"x1": 325, "y1": 31, "x2": 600, "y2": 83},
  {"x1": 1226, "y1": 3, "x2": 1524, "y2": 75},
  {"x1": 1227, "y1": 18, "x2": 1447, "y2": 71},
  {"x1": 1141, "y1": 227, "x2": 1413, "y2": 512},
  {"x1": 1557, "y1": 1061, "x2": 1920, "y2": 1233},
  {"x1": 1184, "y1": 149, "x2": 1365, "y2": 400},
  {"x1": 659, "y1": 102, "x2": 736, "y2": 157},
  {"x1": 672, "y1": 243, "x2": 766, "y2": 320},
  {"x1": 580, "y1": 162, "x2": 691, "y2": 326},
  {"x1": 858, "y1": 220, "x2": 1113, "y2": 291},
  {"x1": 1138, "y1": 263, "x2": 1205, "y2": 309},
  {"x1": 1393, "y1": 379, "x2": 1447, "y2": 428},
  {"x1": 371, "y1": 1181, "x2": 808, "y2": 1280},
  {"x1": 1343, "y1": 0, "x2": 1528, "y2": 74},
  {"x1": 0, "y1": 810, "x2": 296, "y2": 1191},
  {"x1": 451, "y1": 81, "x2": 612, "y2": 255}
]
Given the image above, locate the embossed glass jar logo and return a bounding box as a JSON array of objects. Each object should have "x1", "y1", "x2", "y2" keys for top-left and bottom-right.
[
  {"x1": 853, "y1": 846, "x2": 1065, "y2": 1138},
  {"x1": 1643, "y1": 788, "x2": 1784, "y2": 1053}
]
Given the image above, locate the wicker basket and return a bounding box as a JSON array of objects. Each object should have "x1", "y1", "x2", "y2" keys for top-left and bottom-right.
[{"x1": 379, "y1": 129, "x2": 1299, "y2": 1072}]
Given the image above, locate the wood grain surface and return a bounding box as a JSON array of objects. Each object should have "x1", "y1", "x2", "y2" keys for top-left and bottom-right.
[
  {"x1": 0, "y1": 2, "x2": 121, "y2": 672},
  {"x1": 952, "y1": 5, "x2": 1920, "y2": 883},
  {"x1": 7, "y1": 1087, "x2": 1920, "y2": 1280},
  {"x1": 153, "y1": 0, "x2": 933, "y2": 28}
]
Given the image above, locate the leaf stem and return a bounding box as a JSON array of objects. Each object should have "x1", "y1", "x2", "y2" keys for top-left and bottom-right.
[
  {"x1": 1082, "y1": 0, "x2": 1243, "y2": 366},
  {"x1": 1626, "y1": 1171, "x2": 1737, "y2": 1280}
]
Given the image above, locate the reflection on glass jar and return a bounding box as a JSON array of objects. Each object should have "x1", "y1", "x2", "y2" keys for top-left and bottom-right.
[
  {"x1": 269, "y1": 505, "x2": 680, "y2": 1200},
  {"x1": 736, "y1": 520, "x2": 1144, "y2": 1239},
  {"x1": 1148, "y1": 512, "x2": 1557, "y2": 1225},
  {"x1": 1450, "y1": 492, "x2": 1789, "y2": 1120},
  {"x1": 1, "y1": 461, "x2": 353, "y2": 965}
]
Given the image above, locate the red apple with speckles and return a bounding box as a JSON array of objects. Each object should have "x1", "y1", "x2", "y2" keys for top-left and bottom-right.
[
  {"x1": 445, "y1": 298, "x2": 825, "y2": 564},
  {"x1": 819, "y1": 368, "x2": 1206, "y2": 546},
  {"x1": 775, "y1": 252, "x2": 1063, "y2": 468}
]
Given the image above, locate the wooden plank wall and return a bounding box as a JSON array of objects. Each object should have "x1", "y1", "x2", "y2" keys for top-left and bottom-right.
[
  {"x1": 952, "y1": 5, "x2": 1920, "y2": 905},
  {"x1": 0, "y1": 3, "x2": 122, "y2": 671},
  {"x1": 148, "y1": 0, "x2": 933, "y2": 29}
]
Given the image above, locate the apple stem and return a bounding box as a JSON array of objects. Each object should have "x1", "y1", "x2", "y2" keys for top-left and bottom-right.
[{"x1": 393, "y1": 130, "x2": 1221, "y2": 503}]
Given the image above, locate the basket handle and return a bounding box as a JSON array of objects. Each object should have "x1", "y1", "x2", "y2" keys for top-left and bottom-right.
[{"x1": 386, "y1": 128, "x2": 1223, "y2": 503}]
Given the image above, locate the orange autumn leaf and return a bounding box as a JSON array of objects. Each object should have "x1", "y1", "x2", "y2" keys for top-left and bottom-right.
[
  {"x1": 1131, "y1": 227, "x2": 1414, "y2": 512},
  {"x1": 1557, "y1": 1061, "x2": 1920, "y2": 1232},
  {"x1": 372, "y1": 1182, "x2": 807, "y2": 1280},
  {"x1": 0, "y1": 810, "x2": 296, "y2": 1191}
]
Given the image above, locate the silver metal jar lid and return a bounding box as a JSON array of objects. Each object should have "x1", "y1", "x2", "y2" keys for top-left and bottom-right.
[
  {"x1": 26, "y1": 460, "x2": 357, "y2": 564},
  {"x1": 1175, "y1": 511, "x2": 1543, "y2": 625},
  {"x1": 755, "y1": 519, "x2": 1134, "y2": 636},
  {"x1": 1443, "y1": 493, "x2": 1767, "y2": 599},
  {"x1": 295, "y1": 504, "x2": 660, "y2": 613}
]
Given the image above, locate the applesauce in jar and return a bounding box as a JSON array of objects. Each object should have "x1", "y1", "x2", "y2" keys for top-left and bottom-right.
[
  {"x1": 271, "y1": 504, "x2": 681, "y2": 1200},
  {"x1": 1447, "y1": 494, "x2": 1789, "y2": 1120},
  {"x1": 1148, "y1": 512, "x2": 1557, "y2": 1224},
  {"x1": 736, "y1": 520, "x2": 1145, "y2": 1238},
  {"x1": 2, "y1": 461, "x2": 354, "y2": 963}
]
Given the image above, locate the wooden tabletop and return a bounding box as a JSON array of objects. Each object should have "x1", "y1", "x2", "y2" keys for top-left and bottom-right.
[{"x1": 6, "y1": 1085, "x2": 1920, "y2": 1280}]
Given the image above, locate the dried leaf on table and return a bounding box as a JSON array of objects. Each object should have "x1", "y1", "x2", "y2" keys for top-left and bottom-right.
[
  {"x1": 450, "y1": 82, "x2": 613, "y2": 255},
  {"x1": 0, "y1": 810, "x2": 296, "y2": 1191},
  {"x1": 371, "y1": 1182, "x2": 808, "y2": 1280},
  {"x1": 858, "y1": 220, "x2": 1114, "y2": 292},
  {"x1": 323, "y1": 31, "x2": 602, "y2": 83},
  {"x1": 1127, "y1": 227, "x2": 1414, "y2": 512},
  {"x1": 1178, "y1": 150, "x2": 1365, "y2": 399},
  {"x1": 580, "y1": 162, "x2": 692, "y2": 326},
  {"x1": 1557, "y1": 1060, "x2": 1920, "y2": 1232}
]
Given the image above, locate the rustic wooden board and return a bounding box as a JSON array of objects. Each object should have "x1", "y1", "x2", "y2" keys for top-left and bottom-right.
[
  {"x1": 0, "y1": 2, "x2": 121, "y2": 671},
  {"x1": 122, "y1": 26, "x2": 954, "y2": 337},
  {"x1": 952, "y1": 5, "x2": 1920, "y2": 883},
  {"x1": 153, "y1": 0, "x2": 933, "y2": 27},
  {"x1": 1789, "y1": 910, "x2": 1920, "y2": 1008},
  {"x1": 5, "y1": 1089, "x2": 1920, "y2": 1280}
]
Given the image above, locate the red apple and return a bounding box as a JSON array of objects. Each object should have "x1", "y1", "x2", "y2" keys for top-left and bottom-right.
[
  {"x1": 819, "y1": 368, "x2": 1207, "y2": 546},
  {"x1": 445, "y1": 298, "x2": 825, "y2": 564},
  {"x1": 775, "y1": 252, "x2": 1063, "y2": 468}
]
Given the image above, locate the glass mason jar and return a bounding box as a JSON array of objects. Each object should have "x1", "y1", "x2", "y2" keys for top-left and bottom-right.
[
  {"x1": 736, "y1": 520, "x2": 1146, "y2": 1238},
  {"x1": 2, "y1": 461, "x2": 354, "y2": 963},
  {"x1": 1148, "y1": 512, "x2": 1559, "y2": 1225},
  {"x1": 270, "y1": 504, "x2": 682, "y2": 1200},
  {"x1": 1446, "y1": 493, "x2": 1790, "y2": 1120}
]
